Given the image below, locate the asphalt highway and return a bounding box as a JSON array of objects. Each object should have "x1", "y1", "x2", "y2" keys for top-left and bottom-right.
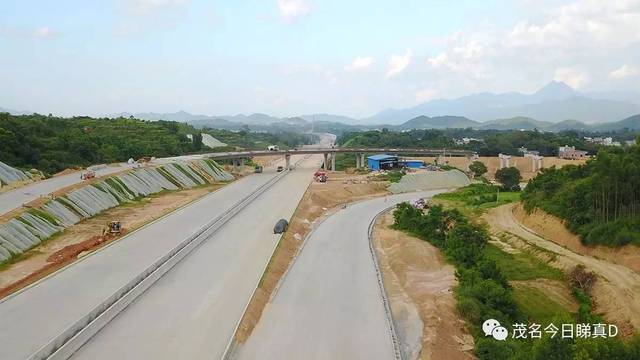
[
  {"x1": 70, "y1": 155, "x2": 322, "y2": 359},
  {"x1": 0, "y1": 161, "x2": 293, "y2": 359},
  {"x1": 237, "y1": 191, "x2": 444, "y2": 360}
]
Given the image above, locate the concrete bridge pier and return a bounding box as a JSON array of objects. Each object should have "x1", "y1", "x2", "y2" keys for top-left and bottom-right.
[
  {"x1": 285, "y1": 154, "x2": 291, "y2": 169},
  {"x1": 498, "y1": 153, "x2": 511, "y2": 169},
  {"x1": 360, "y1": 153, "x2": 365, "y2": 169},
  {"x1": 355, "y1": 153, "x2": 361, "y2": 168},
  {"x1": 531, "y1": 155, "x2": 543, "y2": 172},
  {"x1": 323, "y1": 153, "x2": 329, "y2": 171},
  {"x1": 331, "y1": 153, "x2": 336, "y2": 171},
  {"x1": 233, "y1": 158, "x2": 244, "y2": 172}
]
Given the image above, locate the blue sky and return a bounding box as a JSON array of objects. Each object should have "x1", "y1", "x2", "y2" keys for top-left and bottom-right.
[{"x1": 1, "y1": 0, "x2": 639, "y2": 118}]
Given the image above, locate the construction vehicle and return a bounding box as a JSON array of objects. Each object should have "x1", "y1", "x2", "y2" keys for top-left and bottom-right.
[
  {"x1": 107, "y1": 221, "x2": 122, "y2": 235},
  {"x1": 80, "y1": 170, "x2": 95, "y2": 180},
  {"x1": 254, "y1": 165, "x2": 263, "y2": 173},
  {"x1": 412, "y1": 198, "x2": 429, "y2": 210},
  {"x1": 314, "y1": 170, "x2": 327, "y2": 183}
]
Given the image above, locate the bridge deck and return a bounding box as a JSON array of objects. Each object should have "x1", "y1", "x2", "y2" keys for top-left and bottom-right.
[{"x1": 206, "y1": 148, "x2": 475, "y2": 159}]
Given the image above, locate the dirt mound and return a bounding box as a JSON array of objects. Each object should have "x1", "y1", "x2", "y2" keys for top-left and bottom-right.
[
  {"x1": 374, "y1": 212, "x2": 474, "y2": 360},
  {"x1": 512, "y1": 203, "x2": 640, "y2": 274}
]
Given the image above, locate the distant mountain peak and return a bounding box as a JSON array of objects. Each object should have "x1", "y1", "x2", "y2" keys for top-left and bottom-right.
[{"x1": 533, "y1": 81, "x2": 577, "y2": 100}]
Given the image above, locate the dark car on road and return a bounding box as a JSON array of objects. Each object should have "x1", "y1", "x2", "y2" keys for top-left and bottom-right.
[
  {"x1": 277, "y1": 166, "x2": 284, "y2": 172},
  {"x1": 273, "y1": 219, "x2": 288, "y2": 234}
]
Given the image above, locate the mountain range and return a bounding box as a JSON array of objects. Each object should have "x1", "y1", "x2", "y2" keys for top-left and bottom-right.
[
  {"x1": 364, "y1": 81, "x2": 640, "y2": 124},
  {"x1": 396, "y1": 114, "x2": 640, "y2": 131},
  {"x1": 3, "y1": 81, "x2": 640, "y2": 131}
]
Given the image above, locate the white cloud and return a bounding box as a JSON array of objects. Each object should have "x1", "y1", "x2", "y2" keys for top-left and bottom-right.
[
  {"x1": 277, "y1": 0, "x2": 311, "y2": 21},
  {"x1": 345, "y1": 57, "x2": 374, "y2": 71},
  {"x1": 386, "y1": 50, "x2": 412, "y2": 78},
  {"x1": 609, "y1": 64, "x2": 639, "y2": 79},
  {"x1": 554, "y1": 67, "x2": 589, "y2": 88},
  {"x1": 415, "y1": 89, "x2": 438, "y2": 103},
  {"x1": 418, "y1": 0, "x2": 640, "y2": 95}
]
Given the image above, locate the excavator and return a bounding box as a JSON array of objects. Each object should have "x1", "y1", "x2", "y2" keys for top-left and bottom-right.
[{"x1": 107, "y1": 221, "x2": 122, "y2": 235}]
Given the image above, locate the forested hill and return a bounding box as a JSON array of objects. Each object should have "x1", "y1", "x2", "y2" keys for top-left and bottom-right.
[
  {"x1": 522, "y1": 139, "x2": 640, "y2": 246},
  {"x1": 0, "y1": 113, "x2": 204, "y2": 174},
  {"x1": 337, "y1": 128, "x2": 610, "y2": 157}
]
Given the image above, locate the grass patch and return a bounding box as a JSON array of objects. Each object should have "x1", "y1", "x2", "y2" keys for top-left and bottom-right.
[
  {"x1": 512, "y1": 284, "x2": 572, "y2": 325},
  {"x1": 433, "y1": 183, "x2": 520, "y2": 217},
  {"x1": 484, "y1": 243, "x2": 564, "y2": 281}
]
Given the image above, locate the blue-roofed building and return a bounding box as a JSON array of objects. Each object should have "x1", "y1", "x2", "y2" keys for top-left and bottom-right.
[
  {"x1": 367, "y1": 154, "x2": 398, "y2": 171},
  {"x1": 400, "y1": 160, "x2": 424, "y2": 168}
]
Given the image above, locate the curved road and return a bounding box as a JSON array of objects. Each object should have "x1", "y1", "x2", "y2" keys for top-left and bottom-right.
[{"x1": 237, "y1": 190, "x2": 444, "y2": 360}]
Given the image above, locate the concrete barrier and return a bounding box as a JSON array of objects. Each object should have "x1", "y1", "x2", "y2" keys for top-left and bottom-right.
[{"x1": 368, "y1": 208, "x2": 404, "y2": 360}]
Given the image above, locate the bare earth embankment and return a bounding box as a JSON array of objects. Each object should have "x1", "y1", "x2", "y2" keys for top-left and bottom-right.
[
  {"x1": 512, "y1": 203, "x2": 640, "y2": 274},
  {"x1": 373, "y1": 212, "x2": 474, "y2": 360},
  {"x1": 484, "y1": 203, "x2": 640, "y2": 336}
]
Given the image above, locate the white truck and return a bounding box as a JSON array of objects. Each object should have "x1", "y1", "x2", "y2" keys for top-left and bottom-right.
[{"x1": 267, "y1": 145, "x2": 280, "y2": 151}]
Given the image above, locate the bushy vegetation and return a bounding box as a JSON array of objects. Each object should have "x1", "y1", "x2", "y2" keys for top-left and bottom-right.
[
  {"x1": 338, "y1": 128, "x2": 454, "y2": 148},
  {"x1": 391, "y1": 201, "x2": 640, "y2": 359},
  {"x1": 0, "y1": 113, "x2": 202, "y2": 174},
  {"x1": 496, "y1": 167, "x2": 522, "y2": 191},
  {"x1": 337, "y1": 128, "x2": 621, "y2": 156},
  {"x1": 0, "y1": 113, "x2": 317, "y2": 175},
  {"x1": 522, "y1": 143, "x2": 640, "y2": 246},
  {"x1": 203, "y1": 127, "x2": 317, "y2": 150},
  {"x1": 470, "y1": 160, "x2": 488, "y2": 178}
]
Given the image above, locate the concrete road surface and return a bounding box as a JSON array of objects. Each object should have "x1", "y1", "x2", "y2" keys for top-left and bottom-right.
[
  {"x1": 0, "y1": 164, "x2": 127, "y2": 216},
  {"x1": 0, "y1": 162, "x2": 293, "y2": 359},
  {"x1": 71, "y1": 155, "x2": 322, "y2": 359},
  {"x1": 237, "y1": 191, "x2": 443, "y2": 360}
]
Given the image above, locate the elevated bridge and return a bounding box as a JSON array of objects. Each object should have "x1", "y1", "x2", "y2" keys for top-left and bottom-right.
[{"x1": 205, "y1": 148, "x2": 476, "y2": 171}]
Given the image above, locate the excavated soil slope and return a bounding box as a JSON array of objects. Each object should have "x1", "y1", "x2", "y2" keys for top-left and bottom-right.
[
  {"x1": 512, "y1": 203, "x2": 640, "y2": 274},
  {"x1": 484, "y1": 204, "x2": 640, "y2": 336},
  {"x1": 373, "y1": 212, "x2": 474, "y2": 360}
]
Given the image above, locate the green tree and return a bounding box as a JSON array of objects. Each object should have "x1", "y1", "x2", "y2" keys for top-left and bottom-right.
[
  {"x1": 469, "y1": 160, "x2": 488, "y2": 178},
  {"x1": 495, "y1": 167, "x2": 522, "y2": 191}
]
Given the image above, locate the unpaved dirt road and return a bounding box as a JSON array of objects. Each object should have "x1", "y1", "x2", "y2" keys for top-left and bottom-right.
[{"x1": 485, "y1": 204, "x2": 640, "y2": 334}]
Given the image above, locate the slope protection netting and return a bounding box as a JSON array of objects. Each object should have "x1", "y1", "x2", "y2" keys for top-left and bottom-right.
[{"x1": 0, "y1": 161, "x2": 232, "y2": 262}]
